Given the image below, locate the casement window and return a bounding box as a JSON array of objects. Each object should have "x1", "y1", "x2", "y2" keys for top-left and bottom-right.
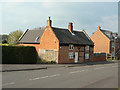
[
  {"x1": 69, "y1": 45, "x2": 74, "y2": 50},
  {"x1": 85, "y1": 46, "x2": 89, "y2": 50},
  {"x1": 85, "y1": 53, "x2": 89, "y2": 59},
  {"x1": 68, "y1": 52, "x2": 73, "y2": 59},
  {"x1": 112, "y1": 42, "x2": 114, "y2": 47}
]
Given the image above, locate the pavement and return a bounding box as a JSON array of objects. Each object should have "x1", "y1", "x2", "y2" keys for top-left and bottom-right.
[
  {"x1": 2, "y1": 61, "x2": 118, "y2": 88},
  {"x1": 0, "y1": 60, "x2": 118, "y2": 72}
]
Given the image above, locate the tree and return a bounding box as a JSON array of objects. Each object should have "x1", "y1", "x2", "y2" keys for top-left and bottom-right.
[
  {"x1": 2, "y1": 39, "x2": 8, "y2": 44},
  {"x1": 8, "y1": 30, "x2": 23, "y2": 45}
]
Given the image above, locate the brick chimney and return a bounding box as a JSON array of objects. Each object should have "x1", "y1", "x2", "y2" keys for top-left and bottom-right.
[
  {"x1": 68, "y1": 22, "x2": 73, "y2": 32},
  {"x1": 47, "y1": 17, "x2": 52, "y2": 27},
  {"x1": 97, "y1": 26, "x2": 101, "y2": 30}
]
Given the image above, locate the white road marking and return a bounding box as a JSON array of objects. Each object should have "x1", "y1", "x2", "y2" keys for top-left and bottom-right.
[
  {"x1": 69, "y1": 69, "x2": 88, "y2": 74},
  {"x1": 112, "y1": 66, "x2": 118, "y2": 68},
  {"x1": 69, "y1": 71, "x2": 81, "y2": 74},
  {"x1": 2, "y1": 82, "x2": 15, "y2": 86},
  {"x1": 94, "y1": 67, "x2": 104, "y2": 70},
  {"x1": 49, "y1": 74, "x2": 60, "y2": 77},
  {"x1": 29, "y1": 74, "x2": 60, "y2": 81}
]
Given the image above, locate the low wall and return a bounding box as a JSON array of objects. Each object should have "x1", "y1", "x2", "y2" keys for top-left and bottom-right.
[{"x1": 93, "y1": 53, "x2": 106, "y2": 62}]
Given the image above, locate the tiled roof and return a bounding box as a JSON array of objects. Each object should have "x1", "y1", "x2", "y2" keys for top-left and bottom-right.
[
  {"x1": 100, "y1": 29, "x2": 118, "y2": 41},
  {"x1": 19, "y1": 28, "x2": 44, "y2": 44},
  {"x1": 52, "y1": 27, "x2": 94, "y2": 45}
]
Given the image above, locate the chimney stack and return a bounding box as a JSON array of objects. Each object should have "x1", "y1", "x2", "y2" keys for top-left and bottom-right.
[
  {"x1": 47, "y1": 17, "x2": 52, "y2": 27},
  {"x1": 97, "y1": 26, "x2": 101, "y2": 30},
  {"x1": 68, "y1": 22, "x2": 73, "y2": 33}
]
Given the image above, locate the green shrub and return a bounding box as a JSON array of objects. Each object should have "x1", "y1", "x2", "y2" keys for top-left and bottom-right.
[
  {"x1": 37, "y1": 57, "x2": 56, "y2": 64},
  {"x1": 107, "y1": 56, "x2": 118, "y2": 61},
  {"x1": 2, "y1": 46, "x2": 37, "y2": 64}
]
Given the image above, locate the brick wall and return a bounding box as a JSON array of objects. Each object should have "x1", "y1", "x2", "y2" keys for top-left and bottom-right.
[
  {"x1": 58, "y1": 45, "x2": 94, "y2": 64},
  {"x1": 39, "y1": 27, "x2": 59, "y2": 50},
  {"x1": 93, "y1": 53, "x2": 106, "y2": 61},
  {"x1": 93, "y1": 56, "x2": 106, "y2": 61},
  {"x1": 91, "y1": 30, "x2": 110, "y2": 54},
  {"x1": 38, "y1": 26, "x2": 59, "y2": 63}
]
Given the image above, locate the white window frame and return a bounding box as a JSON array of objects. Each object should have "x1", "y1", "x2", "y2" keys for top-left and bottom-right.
[
  {"x1": 68, "y1": 52, "x2": 73, "y2": 59},
  {"x1": 69, "y1": 44, "x2": 74, "y2": 50},
  {"x1": 85, "y1": 46, "x2": 89, "y2": 50},
  {"x1": 85, "y1": 53, "x2": 89, "y2": 59}
]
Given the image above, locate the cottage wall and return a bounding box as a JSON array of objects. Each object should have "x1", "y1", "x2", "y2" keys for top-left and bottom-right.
[
  {"x1": 37, "y1": 26, "x2": 59, "y2": 63},
  {"x1": 58, "y1": 45, "x2": 94, "y2": 64}
]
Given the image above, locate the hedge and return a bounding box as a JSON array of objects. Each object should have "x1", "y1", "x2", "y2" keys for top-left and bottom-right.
[{"x1": 2, "y1": 46, "x2": 37, "y2": 64}]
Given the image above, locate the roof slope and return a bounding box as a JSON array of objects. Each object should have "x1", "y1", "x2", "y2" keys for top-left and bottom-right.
[
  {"x1": 100, "y1": 29, "x2": 118, "y2": 41},
  {"x1": 52, "y1": 27, "x2": 94, "y2": 45},
  {"x1": 19, "y1": 28, "x2": 44, "y2": 43}
]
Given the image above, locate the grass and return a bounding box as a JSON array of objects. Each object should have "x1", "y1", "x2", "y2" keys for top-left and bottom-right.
[
  {"x1": 106, "y1": 57, "x2": 118, "y2": 61},
  {"x1": 0, "y1": 43, "x2": 9, "y2": 46}
]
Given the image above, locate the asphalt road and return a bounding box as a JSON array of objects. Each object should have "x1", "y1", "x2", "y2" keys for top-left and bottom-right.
[{"x1": 2, "y1": 63, "x2": 118, "y2": 88}]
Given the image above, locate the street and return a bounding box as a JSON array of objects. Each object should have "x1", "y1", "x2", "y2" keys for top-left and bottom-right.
[{"x1": 2, "y1": 62, "x2": 118, "y2": 88}]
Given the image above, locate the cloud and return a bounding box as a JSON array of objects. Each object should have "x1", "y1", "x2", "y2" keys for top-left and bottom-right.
[
  {"x1": 0, "y1": 0, "x2": 119, "y2": 2},
  {"x1": 40, "y1": 2, "x2": 56, "y2": 7},
  {"x1": 1, "y1": 2, "x2": 118, "y2": 35},
  {"x1": 97, "y1": 15, "x2": 118, "y2": 31}
]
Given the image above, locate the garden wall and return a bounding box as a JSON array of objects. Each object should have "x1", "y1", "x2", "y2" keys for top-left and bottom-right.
[{"x1": 93, "y1": 53, "x2": 106, "y2": 61}]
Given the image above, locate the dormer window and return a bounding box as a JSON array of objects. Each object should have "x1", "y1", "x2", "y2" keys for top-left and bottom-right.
[
  {"x1": 69, "y1": 44, "x2": 74, "y2": 50},
  {"x1": 85, "y1": 45, "x2": 89, "y2": 50},
  {"x1": 35, "y1": 36, "x2": 40, "y2": 42}
]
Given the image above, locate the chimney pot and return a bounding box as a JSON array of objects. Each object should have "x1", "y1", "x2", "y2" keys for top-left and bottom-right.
[
  {"x1": 97, "y1": 26, "x2": 101, "y2": 30},
  {"x1": 47, "y1": 17, "x2": 52, "y2": 27},
  {"x1": 68, "y1": 22, "x2": 73, "y2": 32}
]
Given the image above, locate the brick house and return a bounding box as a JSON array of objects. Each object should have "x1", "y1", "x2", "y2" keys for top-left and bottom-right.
[
  {"x1": 91, "y1": 26, "x2": 120, "y2": 59},
  {"x1": 18, "y1": 17, "x2": 94, "y2": 64}
]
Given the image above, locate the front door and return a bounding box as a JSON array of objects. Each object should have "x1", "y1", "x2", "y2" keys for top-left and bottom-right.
[{"x1": 75, "y1": 52, "x2": 78, "y2": 63}]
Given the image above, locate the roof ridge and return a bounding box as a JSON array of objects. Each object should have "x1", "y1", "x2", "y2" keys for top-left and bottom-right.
[
  {"x1": 52, "y1": 27, "x2": 82, "y2": 33},
  {"x1": 100, "y1": 29, "x2": 113, "y2": 33},
  {"x1": 18, "y1": 29, "x2": 29, "y2": 41},
  {"x1": 52, "y1": 27, "x2": 68, "y2": 30}
]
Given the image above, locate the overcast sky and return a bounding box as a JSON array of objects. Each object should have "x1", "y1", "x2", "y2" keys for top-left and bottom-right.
[{"x1": 0, "y1": 2, "x2": 118, "y2": 36}]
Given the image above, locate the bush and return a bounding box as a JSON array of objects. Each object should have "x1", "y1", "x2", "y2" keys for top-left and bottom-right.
[
  {"x1": 107, "y1": 57, "x2": 118, "y2": 61},
  {"x1": 37, "y1": 58, "x2": 56, "y2": 64},
  {"x1": 2, "y1": 46, "x2": 37, "y2": 64}
]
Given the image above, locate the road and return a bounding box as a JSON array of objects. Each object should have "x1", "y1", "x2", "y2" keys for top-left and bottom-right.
[{"x1": 2, "y1": 63, "x2": 118, "y2": 88}]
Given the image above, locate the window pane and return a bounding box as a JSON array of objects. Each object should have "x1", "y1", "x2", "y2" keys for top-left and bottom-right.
[
  {"x1": 85, "y1": 46, "x2": 89, "y2": 50},
  {"x1": 85, "y1": 53, "x2": 89, "y2": 59},
  {"x1": 69, "y1": 52, "x2": 73, "y2": 59}
]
